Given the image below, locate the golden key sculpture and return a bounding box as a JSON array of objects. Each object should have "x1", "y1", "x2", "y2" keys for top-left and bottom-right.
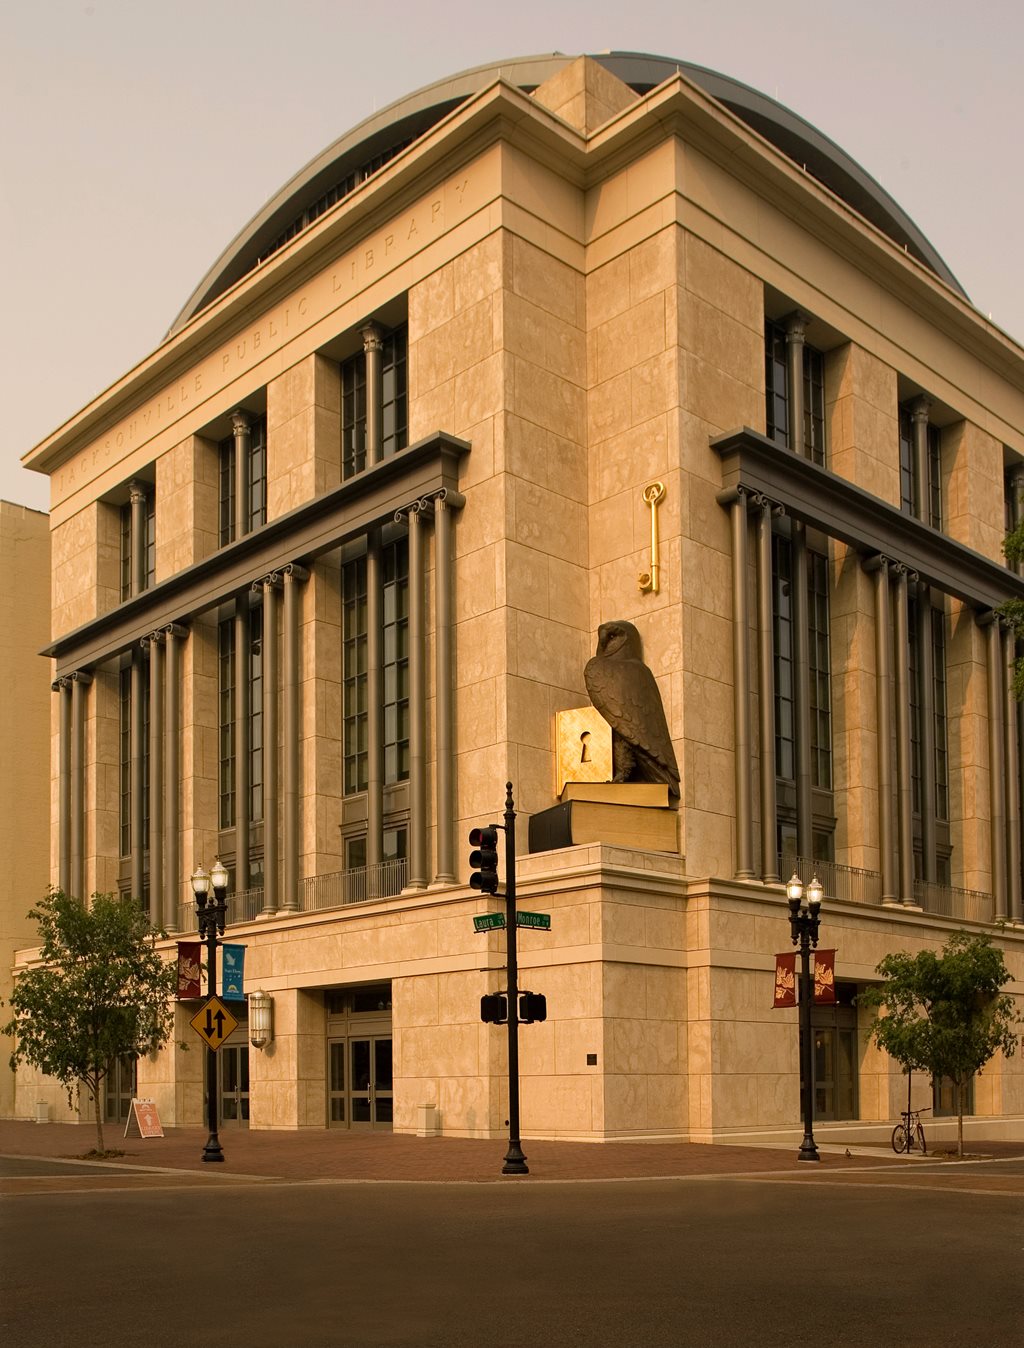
[{"x1": 637, "y1": 481, "x2": 666, "y2": 594}]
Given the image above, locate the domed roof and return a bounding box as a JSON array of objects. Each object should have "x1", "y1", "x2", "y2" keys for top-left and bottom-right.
[{"x1": 168, "y1": 51, "x2": 964, "y2": 335}]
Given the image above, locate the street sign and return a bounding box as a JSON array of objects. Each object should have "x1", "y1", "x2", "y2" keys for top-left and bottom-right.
[
  {"x1": 516, "y1": 911, "x2": 551, "y2": 930},
  {"x1": 473, "y1": 912, "x2": 506, "y2": 933},
  {"x1": 189, "y1": 995, "x2": 239, "y2": 1051}
]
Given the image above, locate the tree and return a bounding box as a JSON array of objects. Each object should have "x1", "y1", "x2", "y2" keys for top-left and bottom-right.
[
  {"x1": 859, "y1": 932, "x2": 1021, "y2": 1156},
  {"x1": 2, "y1": 892, "x2": 178, "y2": 1153}
]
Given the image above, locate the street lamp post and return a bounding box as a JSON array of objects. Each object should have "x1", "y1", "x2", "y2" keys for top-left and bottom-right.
[
  {"x1": 787, "y1": 869, "x2": 824, "y2": 1163},
  {"x1": 191, "y1": 859, "x2": 230, "y2": 1163}
]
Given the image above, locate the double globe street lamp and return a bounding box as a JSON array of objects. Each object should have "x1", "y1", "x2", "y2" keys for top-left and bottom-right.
[
  {"x1": 190, "y1": 859, "x2": 230, "y2": 1163},
  {"x1": 786, "y1": 869, "x2": 824, "y2": 1163}
]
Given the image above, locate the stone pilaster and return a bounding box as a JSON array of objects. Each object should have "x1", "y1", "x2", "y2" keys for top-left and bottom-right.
[{"x1": 266, "y1": 354, "x2": 342, "y2": 520}]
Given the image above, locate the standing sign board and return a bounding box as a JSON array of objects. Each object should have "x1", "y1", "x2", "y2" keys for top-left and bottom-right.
[{"x1": 124, "y1": 1098, "x2": 164, "y2": 1139}]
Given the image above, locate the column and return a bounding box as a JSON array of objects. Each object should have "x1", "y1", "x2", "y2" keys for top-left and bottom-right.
[
  {"x1": 362, "y1": 323, "x2": 384, "y2": 467},
  {"x1": 260, "y1": 576, "x2": 280, "y2": 915},
  {"x1": 282, "y1": 564, "x2": 308, "y2": 911},
  {"x1": 910, "y1": 397, "x2": 931, "y2": 521},
  {"x1": 130, "y1": 647, "x2": 146, "y2": 907},
  {"x1": 55, "y1": 677, "x2": 72, "y2": 895},
  {"x1": 433, "y1": 489, "x2": 464, "y2": 885},
  {"x1": 148, "y1": 633, "x2": 164, "y2": 925},
  {"x1": 917, "y1": 590, "x2": 937, "y2": 884},
  {"x1": 724, "y1": 488, "x2": 754, "y2": 879},
  {"x1": 70, "y1": 671, "x2": 92, "y2": 903},
  {"x1": 985, "y1": 616, "x2": 1007, "y2": 920},
  {"x1": 755, "y1": 497, "x2": 778, "y2": 883},
  {"x1": 128, "y1": 480, "x2": 148, "y2": 597},
  {"x1": 784, "y1": 311, "x2": 809, "y2": 457},
  {"x1": 1003, "y1": 623, "x2": 1021, "y2": 922},
  {"x1": 365, "y1": 533, "x2": 383, "y2": 874},
  {"x1": 234, "y1": 598, "x2": 251, "y2": 892},
  {"x1": 792, "y1": 533, "x2": 813, "y2": 861},
  {"x1": 232, "y1": 411, "x2": 252, "y2": 541},
  {"x1": 785, "y1": 315, "x2": 815, "y2": 861},
  {"x1": 893, "y1": 566, "x2": 917, "y2": 907},
  {"x1": 868, "y1": 559, "x2": 897, "y2": 905},
  {"x1": 164, "y1": 625, "x2": 185, "y2": 933},
  {"x1": 407, "y1": 500, "x2": 430, "y2": 890}
]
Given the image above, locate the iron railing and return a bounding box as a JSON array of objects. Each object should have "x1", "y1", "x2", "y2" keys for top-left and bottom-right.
[
  {"x1": 300, "y1": 858, "x2": 408, "y2": 911},
  {"x1": 913, "y1": 880, "x2": 995, "y2": 924},
  {"x1": 778, "y1": 855, "x2": 883, "y2": 905},
  {"x1": 174, "y1": 859, "x2": 407, "y2": 931}
]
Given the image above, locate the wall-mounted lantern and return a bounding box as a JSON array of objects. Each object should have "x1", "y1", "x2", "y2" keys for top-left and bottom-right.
[{"x1": 249, "y1": 990, "x2": 274, "y2": 1049}]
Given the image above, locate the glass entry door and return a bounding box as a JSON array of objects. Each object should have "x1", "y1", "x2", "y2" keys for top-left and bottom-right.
[
  {"x1": 328, "y1": 1036, "x2": 392, "y2": 1129},
  {"x1": 104, "y1": 1056, "x2": 137, "y2": 1124},
  {"x1": 219, "y1": 1044, "x2": 250, "y2": 1126}
]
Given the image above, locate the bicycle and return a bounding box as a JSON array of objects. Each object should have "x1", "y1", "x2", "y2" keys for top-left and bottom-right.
[{"x1": 891, "y1": 1107, "x2": 929, "y2": 1154}]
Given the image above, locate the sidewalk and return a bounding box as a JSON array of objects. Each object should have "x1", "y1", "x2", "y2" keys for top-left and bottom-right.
[{"x1": 3, "y1": 1119, "x2": 1020, "y2": 1184}]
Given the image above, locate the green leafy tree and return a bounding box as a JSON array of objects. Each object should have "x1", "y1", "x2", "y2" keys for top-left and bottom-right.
[
  {"x1": 2, "y1": 892, "x2": 178, "y2": 1153},
  {"x1": 860, "y1": 932, "x2": 1021, "y2": 1156}
]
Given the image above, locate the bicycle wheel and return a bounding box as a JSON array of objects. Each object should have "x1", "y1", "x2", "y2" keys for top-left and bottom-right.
[
  {"x1": 891, "y1": 1123, "x2": 909, "y2": 1153},
  {"x1": 915, "y1": 1123, "x2": 927, "y2": 1155}
]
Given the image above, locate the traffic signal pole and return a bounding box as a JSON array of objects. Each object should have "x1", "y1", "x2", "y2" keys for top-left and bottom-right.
[{"x1": 501, "y1": 781, "x2": 528, "y2": 1175}]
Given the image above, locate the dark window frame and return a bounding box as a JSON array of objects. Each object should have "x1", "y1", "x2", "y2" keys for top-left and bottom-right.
[
  {"x1": 898, "y1": 406, "x2": 942, "y2": 529},
  {"x1": 764, "y1": 318, "x2": 826, "y2": 467},
  {"x1": 219, "y1": 414, "x2": 268, "y2": 546},
  {"x1": 342, "y1": 325, "x2": 408, "y2": 481}
]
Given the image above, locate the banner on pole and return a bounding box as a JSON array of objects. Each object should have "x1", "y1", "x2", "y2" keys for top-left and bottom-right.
[
  {"x1": 772, "y1": 953, "x2": 797, "y2": 1008},
  {"x1": 221, "y1": 944, "x2": 246, "y2": 1001},
  {"x1": 814, "y1": 949, "x2": 837, "y2": 1004},
  {"x1": 176, "y1": 942, "x2": 202, "y2": 1000}
]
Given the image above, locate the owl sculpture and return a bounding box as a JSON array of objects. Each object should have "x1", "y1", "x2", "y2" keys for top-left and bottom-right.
[{"x1": 584, "y1": 620, "x2": 680, "y2": 798}]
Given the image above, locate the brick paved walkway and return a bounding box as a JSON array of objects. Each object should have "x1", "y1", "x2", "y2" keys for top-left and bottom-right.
[{"x1": 3, "y1": 1119, "x2": 1021, "y2": 1184}]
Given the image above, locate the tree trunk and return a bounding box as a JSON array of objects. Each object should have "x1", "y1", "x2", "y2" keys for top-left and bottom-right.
[
  {"x1": 91, "y1": 1080, "x2": 105, "y2": 1153},
  {"x1": 955, "y1": 1079, "x2": 964, "y2": 1158}
]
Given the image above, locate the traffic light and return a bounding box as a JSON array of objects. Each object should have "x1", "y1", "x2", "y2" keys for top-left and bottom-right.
[
  {"x1": 481, "y1": 992, "x2": 508, "y2": 1024},
  {"x1": 519, "y1": 992, "x2": 547, "y2": 1024},
  {"x1": 469, "y1": 826, "x2": 500, "y2": 894}
]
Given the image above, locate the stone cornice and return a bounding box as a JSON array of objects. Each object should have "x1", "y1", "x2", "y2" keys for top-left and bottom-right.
[
  {"x1": 24, "y1": 72, "x2": 1024, "y2": 485},
  {"x1": 713, "y1": 426, "x2": 1024, "y2": 612},
  {"x1": 45, "y1": 431, "x2": 468, "y2": 676}
]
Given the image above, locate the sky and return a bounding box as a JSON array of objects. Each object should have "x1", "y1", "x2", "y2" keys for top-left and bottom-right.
[{"x1": 2, "y1": 0, "x2": 1022, "y2": 512}]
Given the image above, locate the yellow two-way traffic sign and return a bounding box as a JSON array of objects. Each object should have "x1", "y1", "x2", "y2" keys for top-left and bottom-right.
[{"x1": 189, "y1": 995, "x2": 239, "y2": 1051}]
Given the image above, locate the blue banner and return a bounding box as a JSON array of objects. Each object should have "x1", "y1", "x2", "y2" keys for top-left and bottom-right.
[{"x1": 221, "y1": 944, "x2": 246, "y2": 1001}]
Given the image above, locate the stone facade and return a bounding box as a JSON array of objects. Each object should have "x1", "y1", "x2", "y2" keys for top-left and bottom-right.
[
  {"x1": 12, "y1": 53, "x2": 1024, "y2": 1144},
  {"x1": 0, "y1": 503, "x2": 50, "y2": 1121}
]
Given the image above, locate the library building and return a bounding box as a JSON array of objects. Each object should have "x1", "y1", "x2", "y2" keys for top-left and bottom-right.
[{"x1": 13, "y1": 51, "x2": 1024, "y2": 1144}]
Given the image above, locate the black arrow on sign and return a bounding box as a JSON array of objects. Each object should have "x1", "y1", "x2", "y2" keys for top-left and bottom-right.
[{"x1": 203, "y1": 1007, "x2": 227, "y2": 1038}]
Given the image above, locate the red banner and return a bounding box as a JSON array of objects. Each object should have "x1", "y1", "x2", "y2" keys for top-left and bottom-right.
[
  {"x1": 176, "y1": 942, "x2": 202, "y2": 999},
  {"x1": 773, "y1": 953, "x2": 797, "y2": 1008},
  {"x1": 814, "y1": 949, "x2": 837, "y2": 1004}
]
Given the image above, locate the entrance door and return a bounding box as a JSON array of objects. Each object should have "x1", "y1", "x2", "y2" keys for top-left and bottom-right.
[
  {"x1": 220, "y1": 1044, "x2": 250, "y2": 1126},
  {"x1": 332, "y1": 1036, "x2": 392, "y2": 1130},
  {"x1": 104, "y1": 1056, "x2": 137, "y2": 1124}
]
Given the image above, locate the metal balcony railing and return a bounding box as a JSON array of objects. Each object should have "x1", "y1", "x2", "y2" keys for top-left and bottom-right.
[
  {"x1": 174, "y1": 858, "x2": 408, "y2": 931},
  {"x1": 300, "y1": 857, "x2": 408, "y2": 912},
  {"x1": 778, "y1": 855, "x2": 883, "y2": 905},
  {"x1": 913, "y1": 880, "x2": 995, "y2": 924}
]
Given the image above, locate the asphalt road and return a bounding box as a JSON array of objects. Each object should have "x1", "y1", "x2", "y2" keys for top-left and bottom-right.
[{"x1": 3, "y1": 1173, "x2": 1022, "y2": 1347}]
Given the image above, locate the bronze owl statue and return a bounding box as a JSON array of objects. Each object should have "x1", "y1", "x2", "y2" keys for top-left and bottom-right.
[{"x1": 584, "y1": 620, "x2": 680, "y2": 798}]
